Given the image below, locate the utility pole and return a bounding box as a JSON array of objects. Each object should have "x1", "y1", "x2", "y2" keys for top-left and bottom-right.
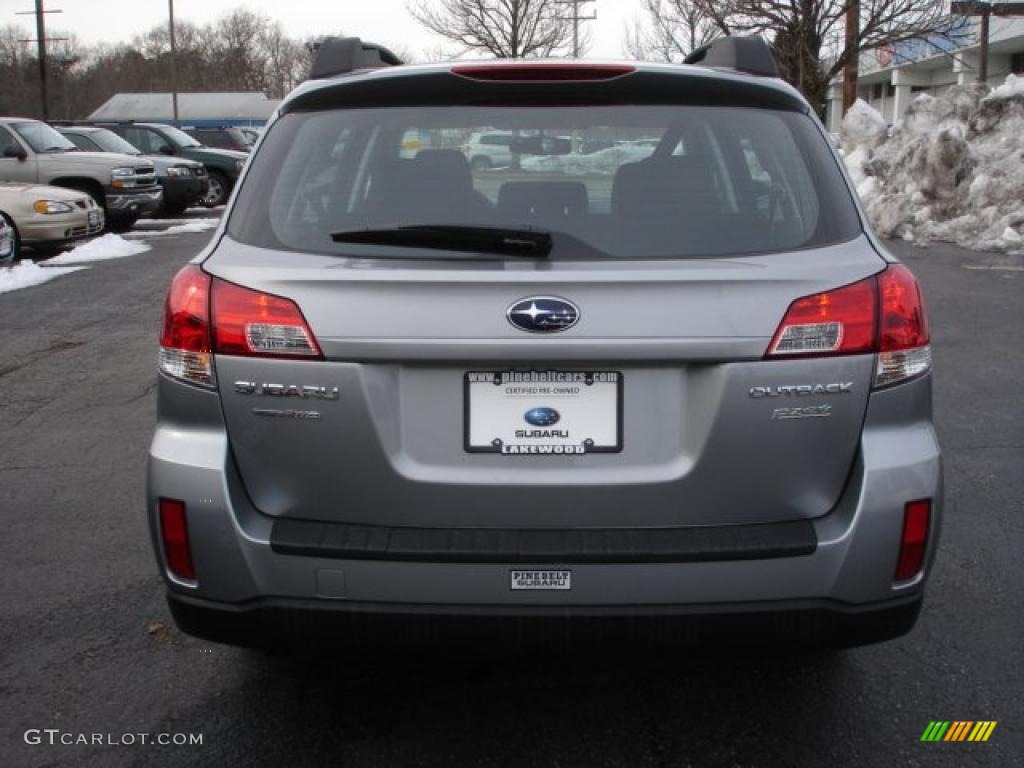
[
  {"x1": 169, "y1": 0, "x2": 180, "y2": 124},
  {"x1": 15, "y1": 0, "x2": 64, "y2": 120},
  {"x1": 951, "y1": 1, "x2": 1024, "y2": 84},
  {"x1": 556, "y1": 0, "x2": 596, "y2": 58},
  {"x1": 842, "y1": 0, "x2": 860, "y2": 113}
]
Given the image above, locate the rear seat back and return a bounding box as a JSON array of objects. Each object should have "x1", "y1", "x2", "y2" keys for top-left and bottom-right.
[
  {"x1": 366, "y1": 149, "x2": 490, "y2": 224},
  {"x1": 497, "y1": 181, "x2": 589, "y2": 226}
]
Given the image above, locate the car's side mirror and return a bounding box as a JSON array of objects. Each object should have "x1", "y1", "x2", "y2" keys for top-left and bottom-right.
[
  {"x1": 158, "y1": 145, "x2": 175, "y2": 155},
  {"x1": 2, "y1": 145, "x2": 27, "y2": 160}
]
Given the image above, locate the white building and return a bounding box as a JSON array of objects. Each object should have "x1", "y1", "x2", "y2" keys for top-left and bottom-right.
[{"x1": 825, "y1": 14, "x2": 1024, "y2": 131}]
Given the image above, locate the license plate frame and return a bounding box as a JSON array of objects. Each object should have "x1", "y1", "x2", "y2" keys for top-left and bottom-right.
[{"x1": 464, "y1": 370, "x2": 623, "y2": 455}]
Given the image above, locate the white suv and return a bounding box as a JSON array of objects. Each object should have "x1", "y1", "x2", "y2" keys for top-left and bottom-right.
[{"x1": 462, "y1": 131, "x2": 517, "y2": 170}]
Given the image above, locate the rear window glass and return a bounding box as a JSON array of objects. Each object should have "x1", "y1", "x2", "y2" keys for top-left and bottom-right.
[{"x1": 228, "y1": 104, "x2": 860, "y2": 260}]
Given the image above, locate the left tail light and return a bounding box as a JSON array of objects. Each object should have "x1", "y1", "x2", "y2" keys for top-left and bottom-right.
[
  {"x1": 159, "y1": 265, "x2": 215, "y2": 388},
  {"x1": 159, "y1": 265, "x2": 322, "y2": 388},
  {"x1": 211, "y1": 279, "x2": 322, "y2": 359}
]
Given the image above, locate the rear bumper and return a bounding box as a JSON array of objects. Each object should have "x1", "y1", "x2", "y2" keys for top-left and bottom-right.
[
  {"x1": 148, "y1": 373, "x2": 942, "y2": 644},
  {"x1": 159, "y1": 176, "x2": 208, "y2": 208},
  {"x1": 168, "y1": 591, "x2": 923, "y2": 650},
  {"x1": 106, "y1": 187, "x2": 163, "y2": 217}
]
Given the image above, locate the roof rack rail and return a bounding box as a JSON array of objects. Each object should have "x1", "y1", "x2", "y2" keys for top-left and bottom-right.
[
  {"x1": 309, "y1": 37, "x2": 403, "y2": 79},
  {"x1": 684, "y1": 36, "x2": 778, "y2": 78}
]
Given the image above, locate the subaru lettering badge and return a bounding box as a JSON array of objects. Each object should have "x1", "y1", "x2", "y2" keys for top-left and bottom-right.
[
  {"x1": 525, "y1": 407, "x2": 560, "y2": 427},
  {"x1": 506, "y1": 296, "x2": 579, "y2": 333}
]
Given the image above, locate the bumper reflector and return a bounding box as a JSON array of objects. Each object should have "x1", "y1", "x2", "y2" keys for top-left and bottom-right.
[
  {"x1": 159, "y1": 498, "x2": 195, "y2": 581},
  {"x1": 895, "y1": 499, "x2": 931, "y2": 581}
]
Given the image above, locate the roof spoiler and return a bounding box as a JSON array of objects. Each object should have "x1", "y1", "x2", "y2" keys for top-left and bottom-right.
[
  {"x1": 684, "y1": 36, "x2": 778, "y2": 78},
  {"x1": 309, "y1": 37, "x2": 403, "y2": 79}
]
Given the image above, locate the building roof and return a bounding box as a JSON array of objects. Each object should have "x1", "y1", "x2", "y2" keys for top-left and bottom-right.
[{"x1": 88, "y1": 92, "x2": 280, "y2": 123}]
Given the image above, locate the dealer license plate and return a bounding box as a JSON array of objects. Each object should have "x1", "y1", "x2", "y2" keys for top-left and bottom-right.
[{"x1": 465, "y1": 370, "x2": 622, "y2": 455}]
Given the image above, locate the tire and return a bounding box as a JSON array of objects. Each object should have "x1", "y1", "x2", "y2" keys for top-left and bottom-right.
[
  {"x1": 107, "y1": 214, "x2": 139, "y2": 234},
  {"x1": 161, "y1": 202, "x2": 188, "y2": 217},
  {"x1": 470, "y1": 155, "x2": 492, "y2": 172},
  {"x1": 1, "y1": 212, "x2": 19, "y2": 264},
  {"x1": 203, "y1": 171, "x2": 229, "y2": 207}
]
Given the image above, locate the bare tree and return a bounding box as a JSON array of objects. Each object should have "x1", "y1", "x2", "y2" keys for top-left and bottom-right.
[
  {"x1": 623, "y1": 0, "x2": 718, "y2": 62},
  {"x1": 630, "y1": 0, "x2": 953, "y2": 113},
  {"x1": 409, "y1": 0, "x2": 572, "y2": 58}
]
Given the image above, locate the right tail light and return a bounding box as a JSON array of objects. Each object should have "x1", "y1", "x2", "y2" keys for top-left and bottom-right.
[{"x1": 767, "y1": 263, "x2": 931, "y2": 388}]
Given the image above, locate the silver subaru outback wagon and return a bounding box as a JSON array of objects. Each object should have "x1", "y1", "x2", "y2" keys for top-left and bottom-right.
[{"x1": 148, "y1": 37, "x2": 941, "y2": 649}]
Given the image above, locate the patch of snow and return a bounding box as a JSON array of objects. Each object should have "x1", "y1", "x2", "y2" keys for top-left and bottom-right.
[
  {"x1": 133, "y1": 218, "x2": 218, "y2": 229},
  {"x1": 45, "y1": 234, "x2": 151, "y2": 265},
  {"x1": 840, "y1": 99, "x2": 888, "y2": 150},
  {"x1": 0, "y1": 261, "x2": 86, "y2": 294},
  {"x1": 520, "y1": 143, "x2": 655, "y2": 175},
  {"x1": 840, "y1": 75, "x2": 1024, "y2": 254},
  {"x1": 124, "y1": 220, "x2": 219, "y2": 239},
  {"x1": 990, "y1": 73, "x2": 1024, "y2": 100}
]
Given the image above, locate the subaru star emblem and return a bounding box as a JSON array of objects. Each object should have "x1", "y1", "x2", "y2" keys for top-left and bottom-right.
[
  {"x1": 506, "y1": 296, "x2": 579, "y2": 333},
  {"x1": 524, "y1": 407, "x2": 560, "y2": 426}
]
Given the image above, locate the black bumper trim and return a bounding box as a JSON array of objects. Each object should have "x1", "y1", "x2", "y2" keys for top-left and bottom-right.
[
  {"x1": 270, "y1": 518, "x2": 817, "y2": 564},
  {"x1": 167, "y1": 592, "x2": 923, "y2": 650}
]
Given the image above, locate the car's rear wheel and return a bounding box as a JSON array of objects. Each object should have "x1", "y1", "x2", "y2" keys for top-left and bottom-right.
[{"x1": 203, "y1": 171, "x2": 229, "y2": 207}]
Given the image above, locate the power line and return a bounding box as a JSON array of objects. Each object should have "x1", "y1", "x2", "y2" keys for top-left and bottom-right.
[{"x1": 555, "y1": 0, "x2": 596, "y2": 58}]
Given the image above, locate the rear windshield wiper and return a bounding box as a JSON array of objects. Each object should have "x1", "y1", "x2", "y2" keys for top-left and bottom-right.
[{"x1": 330, "y1": 224, "x2": 552, "y2": 258}]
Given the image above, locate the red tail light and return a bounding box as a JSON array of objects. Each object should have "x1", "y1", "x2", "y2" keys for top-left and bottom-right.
[
  {"x1": 875, "y1": 264, "x2": 931, "y2": 387},
  {"x1": 211, "y1": 279, "x2": 322, "y2": 359},
  {"x1": 452, "y1": 64, "x2": 635, "y2": 81},
  {"x1": 159, "y1": 498, "x2": 195, "y2": 581},
  {"x1": 159, "y1": 265, "x2": 215, "y2": 387},
  {"x1": 159, "y1": 266, "x2": 322, "y2": 387},
  {"x1": 895, "y1": 499, "x2": 931, "y2": 581},
  {"x1": 767, "y1": 264, "x2": 931, "y2": 388},
  {"x1": 767, "y1": 276, "x2": 877, "y2": 357}
]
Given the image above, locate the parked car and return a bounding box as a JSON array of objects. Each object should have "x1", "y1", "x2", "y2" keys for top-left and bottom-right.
[
  {"x1": 57, "y1": 125, "x2": 208, "y2": 216},
  {"x1": 0, "y1": 118, "x2": 160, "y2": 231},
  {"x1": 150, "y1": 37, "x2": 940, "y2": 652},
  {"x1": 0, "y1": 181, "x2": 104, "y2": 252},
  {"x1": 98, "y1": 122, "x2": 247, "y2": 207},
  {"x1": 0, "y1": 211, "x2": 14, "y2": 265},
  {"x1": 181, "y1": 126, "x2": 253, "y2": 153},
  {"x1": 462, "y1": 131, "x2": 517, "y2": 170},
  {"x1": 237, "y1": 127, "x2": 262, "y2": 146}
]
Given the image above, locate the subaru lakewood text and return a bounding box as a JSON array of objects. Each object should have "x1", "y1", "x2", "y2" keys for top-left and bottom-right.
[{"x1": 148, "y1": 37, "x2": 942, "y2": 649}]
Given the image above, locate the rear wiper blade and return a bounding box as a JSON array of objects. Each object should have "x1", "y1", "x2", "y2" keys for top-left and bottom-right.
[{"x1": 330, "y1": 224, "x2": 552, "y2": 258}]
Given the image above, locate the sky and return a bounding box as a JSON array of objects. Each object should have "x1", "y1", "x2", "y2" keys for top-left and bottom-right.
[{"x1": 0, "y1": 0, "x2": 645, "y2": 60}]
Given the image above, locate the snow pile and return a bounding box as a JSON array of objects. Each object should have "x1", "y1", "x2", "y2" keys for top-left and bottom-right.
[
  {"x1": 0, "y1": 261, "x2": 86, "y2": 294},
  {"x1": 840, "y1": 99, "x2": 888, "y2": 150},
  {"x1": 841, "y1": 76, "x2": 1024, "y2": 253},
  {"x1": 46, "y1": 234, "x2": 151, "y2": 265},
  {"x1": 521, "y1": 143, "x2": 655, "y2": 175}
]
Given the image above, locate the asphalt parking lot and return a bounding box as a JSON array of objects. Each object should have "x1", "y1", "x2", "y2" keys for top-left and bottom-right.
[{"x1": 1, "y1": 225, "x2": 1021, "y2": 767}]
